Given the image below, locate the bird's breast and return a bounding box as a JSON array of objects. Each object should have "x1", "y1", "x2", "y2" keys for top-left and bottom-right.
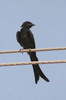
[{"x1": 21, "y1": 35, "x2": 30, "y2": 49}]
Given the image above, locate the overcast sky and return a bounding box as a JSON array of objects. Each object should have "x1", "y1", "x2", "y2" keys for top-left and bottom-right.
[{"x1": 0, "y1": 0, "x2": 66, "y2": 100}]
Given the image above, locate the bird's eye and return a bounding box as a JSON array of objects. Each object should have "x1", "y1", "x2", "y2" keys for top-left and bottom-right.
[{"x1": 28, "y1": 23, "x2": 30, "y2": 25}]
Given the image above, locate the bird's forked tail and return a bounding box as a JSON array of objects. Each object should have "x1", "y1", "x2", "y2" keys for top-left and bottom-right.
[{"x1": 29, "y1": 53, "x2": 49, "y2": 84}]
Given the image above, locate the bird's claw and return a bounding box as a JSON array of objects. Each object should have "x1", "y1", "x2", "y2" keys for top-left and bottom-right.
[{"x1": 19, "y1": 49, "x2": 23, "y2": 54}]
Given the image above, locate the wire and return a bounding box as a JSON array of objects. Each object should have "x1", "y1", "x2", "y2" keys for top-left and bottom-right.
[
  {"x1": 0, "y1": 47, "x2": 66, "y2": 54},
  {"x1": 0, "y1": 60, "x2": 66, "y2": 67},
  {"x1": 0, "y1": 47, "x2": 66, "y2": 66}
]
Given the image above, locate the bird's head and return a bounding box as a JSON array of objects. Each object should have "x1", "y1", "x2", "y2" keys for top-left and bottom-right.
[{"x1": 21, "y1": 21, "x2": 35, "y2": 29}]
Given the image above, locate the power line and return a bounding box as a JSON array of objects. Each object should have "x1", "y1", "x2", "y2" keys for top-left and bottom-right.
[
  {"x1": 0, "y1": 47, "x2": 66, "y2": 66},
  {"x1": 0, "y1": 60, "x2": 66, "y2": 67},
  {"x1": 0, "y1": 47, "x2": 66, "y2": 54}
]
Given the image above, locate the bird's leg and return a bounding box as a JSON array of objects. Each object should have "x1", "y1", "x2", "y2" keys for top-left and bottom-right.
[
  {"x1": 28, "y1": 48, "x2": 32, "y2": 52},
  {"x1": 19, "y1": 48, "x2": 24, "y2": 54}
]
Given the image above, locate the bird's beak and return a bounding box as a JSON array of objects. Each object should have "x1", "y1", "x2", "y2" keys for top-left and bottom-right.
[{"x1": 32, "y1": 24, "x2": 35, "y2": 26}]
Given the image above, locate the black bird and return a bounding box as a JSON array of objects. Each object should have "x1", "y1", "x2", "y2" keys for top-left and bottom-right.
[{"x1": 16, "y1": 21, "x2": 49, "y2": 84}]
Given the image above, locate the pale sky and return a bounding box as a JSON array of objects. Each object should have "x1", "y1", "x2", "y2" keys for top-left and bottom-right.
[{"x1": 0, "y1": 0, "x2": 66, "y2": 100}]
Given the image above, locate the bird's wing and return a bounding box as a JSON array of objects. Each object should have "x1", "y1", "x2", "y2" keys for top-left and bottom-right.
[
  {"x1": 28, "y1": 30, "x2": 36, "y2": 48},
  {"x1": 16, "y1": 31, "x2": 21, "y2": 43}
]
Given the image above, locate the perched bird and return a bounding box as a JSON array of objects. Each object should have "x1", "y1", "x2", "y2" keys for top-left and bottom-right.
[{"x1": 16, "y1": 21, "x2": 49, "y2": 84}]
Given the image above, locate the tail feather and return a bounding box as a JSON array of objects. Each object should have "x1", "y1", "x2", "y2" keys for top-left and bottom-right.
[
  {"x1": 29, "y1": 52, "x2": 49, "y2": 83},
  {"x1": 32, "y1": 65, "x2": 39, "y2": 83}
]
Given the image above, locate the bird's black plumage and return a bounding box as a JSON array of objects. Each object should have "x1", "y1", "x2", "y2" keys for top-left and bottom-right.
[{"x1": 16, "y1": 21, "x2": 49, "y2": 83}]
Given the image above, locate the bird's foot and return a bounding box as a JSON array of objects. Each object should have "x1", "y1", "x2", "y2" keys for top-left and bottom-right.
[
  {"x1": 27, "y1": 48, "x2": 32, "y2": 53},
  {"x1": 28, "y1": 48, "x2": 31, "y2": 52},
  {"x1": 19, "y1": 48, "x2": 23, "y2": 54}
]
